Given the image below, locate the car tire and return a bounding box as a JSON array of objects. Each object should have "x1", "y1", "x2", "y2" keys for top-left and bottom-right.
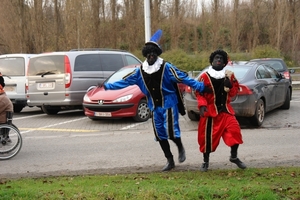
[
  {"x1": 187, "y1": 111, "x2": 200, "y2": 121},
  {"x1": 281, "y1": 89, "x2": 290, "y2": 109},
  {"x1": 133, "y1": 99, "x2": 150, "y2": 122},
  {"x1": 13, "y1": 104, "x2": 24, "y2": 113},
  {"x1": 249, "y1": 99, "x2": 265, "y2": 127},
  {"x1": 42, "y1": 106, "x2": 60, "y2": 115}
]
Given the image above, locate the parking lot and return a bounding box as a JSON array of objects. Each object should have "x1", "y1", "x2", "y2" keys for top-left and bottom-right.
[
  {"x1": 1, "y1": 90, "x2": 300, "y2": 179},
  {"x1": 14, "y1": 89, "x2": 300, "y2": 134}
]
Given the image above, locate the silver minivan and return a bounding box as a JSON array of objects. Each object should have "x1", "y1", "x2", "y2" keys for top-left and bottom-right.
[
  {"x1": 26, "y1": 50, "x2": 142, "y2": 115},
  {"x1": 0, "y1": 54, "x2": 36, "y2": 112}
]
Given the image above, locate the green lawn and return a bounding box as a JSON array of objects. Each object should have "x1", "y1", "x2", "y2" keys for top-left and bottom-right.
[{"x1": 0, "y1": 167, "x2": 299, "y2": 199}]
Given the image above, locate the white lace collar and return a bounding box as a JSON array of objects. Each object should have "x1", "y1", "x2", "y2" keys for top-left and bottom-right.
[
  {"x1": 142, "y1": 57, "x2": 164, "y2": 74},
  {"x1": 207, "y1": 66, "x2": 225, "y2": 79}
]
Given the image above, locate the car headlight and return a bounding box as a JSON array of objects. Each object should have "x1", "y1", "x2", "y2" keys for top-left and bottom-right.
[
  {"x1": 113, "y1": 94, "x2": 133, "y2": 103},
  {"x1": 83, "y1": 94, "x2": 92, "y2": 103}
]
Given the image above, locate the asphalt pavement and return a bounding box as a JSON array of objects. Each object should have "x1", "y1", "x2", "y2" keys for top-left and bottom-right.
[
  {"x1": 1, "y1": 88, "x2": 300, "y2": 179},
  {"x1": 1, "y1": 100, "x2": 300, "y2": 179}
]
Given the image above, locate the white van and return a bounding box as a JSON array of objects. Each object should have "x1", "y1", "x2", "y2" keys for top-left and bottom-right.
[
  {"x1": 26, "y1": 50, "x2": 142, "y2": 115},
  {"x1": 0, "y1": 54, "x2": 36, "y2": 112}
]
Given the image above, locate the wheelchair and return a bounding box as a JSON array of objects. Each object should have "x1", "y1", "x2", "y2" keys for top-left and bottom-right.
[{"x1": 0, "y1": 111, "x2": 22, "y2": 160}]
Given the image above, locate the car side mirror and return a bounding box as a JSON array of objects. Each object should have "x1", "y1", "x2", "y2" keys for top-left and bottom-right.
[{"x1": 289, "y1": 69, "x2": 295, "y2": 74}]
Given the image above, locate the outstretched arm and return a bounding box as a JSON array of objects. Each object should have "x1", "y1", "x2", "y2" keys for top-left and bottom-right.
[
  {"x1": 167, "y1": 64, "x2": 205, "y2": 93},
  {"x1": 104, "y1": 69, "x2": 139, "y2": 90}
]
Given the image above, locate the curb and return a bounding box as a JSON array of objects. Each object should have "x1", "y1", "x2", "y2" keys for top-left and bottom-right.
[{"x1": 292, "y1": 81, "x2": 300, "y2": 90}]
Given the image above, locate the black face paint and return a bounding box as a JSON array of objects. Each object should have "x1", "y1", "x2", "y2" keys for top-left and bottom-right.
[
  {"x1": 212, "y1": 54, "x2": 225, "y2": 71},
  {"x1": 147, "y1": 52, "x2": 158, "y2": 65}
]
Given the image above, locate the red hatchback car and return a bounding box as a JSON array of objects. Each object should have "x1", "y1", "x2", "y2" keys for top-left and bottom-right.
[{"x1": 83, "y1": 65, "x2": 150, "y2": 122}]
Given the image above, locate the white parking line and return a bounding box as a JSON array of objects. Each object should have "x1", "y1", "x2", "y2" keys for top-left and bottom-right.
[
  {"x1": 16, "y1": 112, "x2": 146, "y2": 134},
  {"x1": 120, "y1": 121, "x2": 148, "y2": 130},
  {"x1": 20, "y1": 117, "x2": 87, "y2": 134},
  {"x1": 14, "y1": 113, "x2": 46, "y2": 120}
]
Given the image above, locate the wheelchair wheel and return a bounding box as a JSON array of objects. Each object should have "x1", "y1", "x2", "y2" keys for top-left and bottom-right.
[{"x1": 0, "y1": 124, "x2": 22, "y2": 160}]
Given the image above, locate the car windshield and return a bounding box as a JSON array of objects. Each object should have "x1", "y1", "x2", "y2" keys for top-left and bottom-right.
[
  {"x1": 28, "y1": 55, "x2": 64, "y2": 76},
  {"x1": 0, "y1": 57, "x2": 25, "y2": 76},
  {"x1": 106, "y1": 67, "x2": 136, "y2": 83}
]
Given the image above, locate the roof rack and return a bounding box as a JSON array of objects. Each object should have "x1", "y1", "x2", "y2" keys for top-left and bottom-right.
[{"x1": 69, "y1": 48, "x2": 128, "y2": 52}]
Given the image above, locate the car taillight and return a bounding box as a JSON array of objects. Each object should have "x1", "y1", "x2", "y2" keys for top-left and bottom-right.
[
  {"x1": 26, "y1": 60, "x2": 30, "y2": 93},
  {"x1": 185, "y1": 85, "x2": 192, "y2": 93},
  {"x1": 238, "y1": 85, "x2": 253, "y2": 95},
  {"x1": 64, "y1": 55, "x2": 72, "y2": 88},
  {"x1": 25, "y1": 79, "x2": 28, "y2": 94},
  {"x1": 283, "y1": 71, "x2": 290, "y2": 80}
]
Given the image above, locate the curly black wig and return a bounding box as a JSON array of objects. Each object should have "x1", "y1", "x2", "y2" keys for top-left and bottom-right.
[
  {"x1": 209, "y1": 49, "x2": 229, "y2": 66},
  {"x1": 142, "y1": 42, "x2": 162, "y2": 57}
]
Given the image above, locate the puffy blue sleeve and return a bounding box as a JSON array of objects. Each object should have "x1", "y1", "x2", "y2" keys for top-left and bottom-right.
[
  {"x1": 167, "y1": 63, "x2": 205, "y2": 93},
  {"x1": 104, "y1": 68, "x2": 139, "y2": 90}
]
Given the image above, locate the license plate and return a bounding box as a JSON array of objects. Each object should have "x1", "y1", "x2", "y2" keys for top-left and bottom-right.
[
  {"x1": 94, "y1": 112, "x2": 112, "y2": 117},
  {"x1": 4, "y1": 86, "x2": 15, "y2": 92},
  {"x1": 38, "y1": 82, "x2": 54, "y2": 89}
]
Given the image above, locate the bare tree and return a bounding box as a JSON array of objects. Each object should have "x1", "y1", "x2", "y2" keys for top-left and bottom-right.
[
  {"x1": 33, "y1": 0, "x2": 44, "y2": 52},
  {"x1": 231, "y1": 0, "x2": 240, "y2": 52},
  {"x1": 91, "y1": 0, "x2": 100, "y2": 47},
  {"x1": 199, "y1": 1, "x2": 209, "y2": 51},
  {"x1": 0, "y1": 0, "x2": 300, "y2": 65},
  {"x1": 287, "y1": 0, "x2": 299, "y2": 61},
  {"x1": 250, "y1": 0, "x2": 260, "y2": 51},
  {"x1": 211, "y1": 0, "x2": 219, "y2": 50}
]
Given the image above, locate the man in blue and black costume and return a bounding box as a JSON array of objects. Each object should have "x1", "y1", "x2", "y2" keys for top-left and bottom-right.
[{"x1": 104, "y1": 29, "x2": 208, "y2": 171}]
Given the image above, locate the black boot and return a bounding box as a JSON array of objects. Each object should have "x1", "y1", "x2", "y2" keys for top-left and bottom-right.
[
  {"x1": 230, "y1": 144, "x2": 247, "y2": 169},
  {"x1": 200, "y1": 152, "x2": 210, "y2": 172},
  {"x1": 172, "y1": 138, "x2": 186, "y2": 163},
  {"x1": 159, "y1": 140, "x2": 175, "y2": 171},
  {"x1": 162, "y1": 156, "x2": 175, "y2": 171}
]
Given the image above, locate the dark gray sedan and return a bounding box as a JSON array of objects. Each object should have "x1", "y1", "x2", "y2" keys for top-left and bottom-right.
[{"x1": 184, "y1": 61, "x2": 291, "y2": 127}]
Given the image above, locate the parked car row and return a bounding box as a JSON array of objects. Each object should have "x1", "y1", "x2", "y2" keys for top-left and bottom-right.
[
  {"x1": 0, "y1": 53, "x2": 293, "y2": 126},
  {"x1": 0, "y1": 54, "x2": 36, "y2": 112},
  {"x1": 0, "y1": 50, "x2": 142, "y2": 115},
  {"x1": 184, "y1": 60, "x2": 293, "y2": 127}
]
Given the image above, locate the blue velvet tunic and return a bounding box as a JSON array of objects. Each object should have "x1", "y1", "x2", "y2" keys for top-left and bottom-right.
[{"x1": 104, "y1": 61, "x2": 204, "y2": 140}]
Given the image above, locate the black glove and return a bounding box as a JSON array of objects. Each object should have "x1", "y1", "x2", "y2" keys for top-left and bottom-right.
[
  {"x1": 224, "y1": 77, "x2": 232, "y2": 89},
  {"x1": 201, "y1": 86, "x2": 212, "y2": 94},
  {"x1": 199, "y1": 106, "x2": 207, "y2": 117}
]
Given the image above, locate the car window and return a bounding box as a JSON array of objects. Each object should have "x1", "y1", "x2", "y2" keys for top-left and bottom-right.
[
  {"x1": 28, "y1": 55, "x2": 64, "y2": 76},
  {"x1": 265, "y1": 65, "x2": 281, "y2": 78},
  {"x1": 125, "y1": 55, "x2": 141, "y2": 65},
  {"x1": 224, "y1": 66, "x2": 251, "y2": 81},
  {"x1": 100, "y1": 54, "x2": 123, "y2": 71},
  {"x1": 106, "y1": 67, "x2": 136, "y2": 83},
  {"x1": 265, "y1": 65, "x2": 278, "y2": 78},
  {"x1": 74, "y1": 54, "x2": 101, "y2": 71},
  {"x1": 253, "y1": 60, "x2": 285, "y2": 71},
  {"x1": 256, "y1": 65, "x2": 271, "y2": 79},
  {"x1": 271, "y1": 62, "x2": 284, "y2": 71},
  {"x1": 0, "y1": 57, "x2": 25, "y2": 76}
]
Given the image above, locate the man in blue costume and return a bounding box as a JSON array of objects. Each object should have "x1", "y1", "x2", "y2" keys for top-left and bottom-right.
[{"x1": 104, "y1": 29, "x2": 207, "y2": 171}]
